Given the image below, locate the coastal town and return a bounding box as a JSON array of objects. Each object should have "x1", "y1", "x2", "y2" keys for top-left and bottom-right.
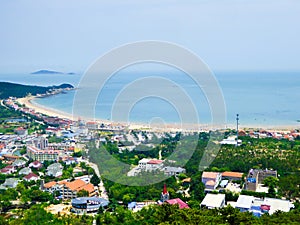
[{"x1": 0, "y1": 95, "x2": 299, "y2": 223}]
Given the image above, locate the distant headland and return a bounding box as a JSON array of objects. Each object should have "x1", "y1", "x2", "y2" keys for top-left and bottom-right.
[
  {"x1": 0, "y1": 82, "x2": 74, "y2": 99},
  {"x1": 31, "y1": 70, "x2": 76, "y2": 75}
]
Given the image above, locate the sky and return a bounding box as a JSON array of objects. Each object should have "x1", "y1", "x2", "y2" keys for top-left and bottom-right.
[{"x1": 0, "y1": 0, "x2": 300, "y2": 73}]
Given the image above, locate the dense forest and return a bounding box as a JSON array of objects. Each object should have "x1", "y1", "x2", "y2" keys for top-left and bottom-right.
[
  {"x1": 1, "y1": 203, "x2": 300, "y2": 225},
  {"x1": 0, "y1": 82, "x2": 73, "y2": 99}
]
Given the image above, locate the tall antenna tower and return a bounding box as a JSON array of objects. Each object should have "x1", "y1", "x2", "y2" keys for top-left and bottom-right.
[{"x1": 236, "y1": 114, "x2": 239, "y2": 147}]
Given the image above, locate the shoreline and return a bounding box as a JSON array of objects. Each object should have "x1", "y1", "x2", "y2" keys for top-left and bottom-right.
[{"x1": 17, "y1": 95, "x2": 299, "y2": 132}]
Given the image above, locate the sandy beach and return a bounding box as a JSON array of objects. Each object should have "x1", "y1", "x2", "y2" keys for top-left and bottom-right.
[
  {"x1": 16, "y1": 96, "x2": 299, "y2": 132},
  {"x1": 17, "y1": 96, "x2": 75, "y2": 121}
]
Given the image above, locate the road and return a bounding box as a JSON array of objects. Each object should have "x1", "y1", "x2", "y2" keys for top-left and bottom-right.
[{"x1": 88, "y1": 161, "x2": 109, "y2": 200}]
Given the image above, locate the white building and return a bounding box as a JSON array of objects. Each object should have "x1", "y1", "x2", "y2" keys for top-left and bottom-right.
[
  {"x1": 236, "y1": 195, "x2": 255, "y2": 212},
  {"x1": 220, "y1": 136, "x2": 242, "y2": 146},
  {"x1": 201, "y1": 172, "x2": 222, "y2": 190},
  {"x1": 138, "y1": 158, "x2": 164, "y2": 172},
  {"x1": 201, "y1": 193, "x2": 226, "y2": 209}
]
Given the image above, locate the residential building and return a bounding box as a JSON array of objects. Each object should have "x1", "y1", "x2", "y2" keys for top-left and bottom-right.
[
  {"x1": 14, "y1": 127, "x2": 28, "y2": 136},
  {"x1": 29, "y1": 160, "x2": 43, "y2": 169},
  {"x1": 12, "y1": 159, "x2": 26, "y2": 168},
  {"x1": 163, "y1": 166, "x2": 186, "y2": 176},
  {"x1": 201, "y1": 172, "x2": 222, "y2": 191},
  {"x1": 233, "y1": 195, "x2": 294, "y2": 216},
  {"x1": 2, "y1": 178, "x2": 20, "y2": 188},
  {"x1": 62, "y1": 179, "x2": 96, "y2": 199},
  {"x1": 23, "y1": 173, "x2": 39, "y2": 182},
  {"x1": 19, "y1": 167, "x2": 32, "y2": 175},
  {"x1": 138, "y1": 158, "x2": 164, "y2": 172},
  {"x1": 27, "y1": 146, "x2": 60, "y2": 162},
  {"x1": 46, "y1": 163, "x2": 63, "y2": 177},
  {"x1": 201, "y1": 193, "x2": 226, "y2": 209},
  {"x1": 0, "y1": 165, "x2": 16, "y2": 175},
  {"x1": 222, "y1": 171, "x2": 244, "y2": 181},
  {"x1": 220, "y1": 136, "x2": 242, "y2": 146},
  {"x1": 245, "y1": 169, "x2": 277, "y2": 192},
  {"x1": 236, "y1": 195, "x2": 255, "y2": 212},
  {"x1": 86, "y1": 121, "x2": 99, "y2": 130}
]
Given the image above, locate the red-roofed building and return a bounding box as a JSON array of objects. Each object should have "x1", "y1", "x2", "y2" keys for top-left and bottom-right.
[
  {"x1": 138, "y1": 158, "x2": 165, "y2": 172},
  {"x1": 166, "y1": 198, "x2": 189, "y2": 209},
  {"x1": 29, "y1": 160, "x2": 43, "y2": 169},
  {"x1": 0, "y1": 165, "x2": 16, "y2": 175},
  {"x1": 23, "y1": 173, "x2": 39, "y2": 182}
]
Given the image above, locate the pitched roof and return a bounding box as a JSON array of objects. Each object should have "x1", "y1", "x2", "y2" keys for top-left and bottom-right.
[
  {"x1": 163, "y1": 183, "x2": 168, "y2": 194},
  {"x1": 206, "y1": 180, "x2": 216, "y2": 186},
  {"x1": 44, "y1": 181, "x2": 57, "y2": 188},
  {"x1": 24, "y1": 173, "x2": 39, "y2": 180},
  {"x1": 202, "y1": 172, "x2": 220, "y2": 179},
  {"x1": 166, "y1": 198, "x2": 189, "y2": 209},
  {"x1": 64, "y1": 179, "x2": 86, "y2": 191},
  {"x1": 148, "y1": 159, "x2": 164, "y2": 164},
  {"x1": 79, "y1": 183, "x2": 95, "y2": 193},
  {"x1": 222, "y1": 171, "x2": 243, "y2": 178}
]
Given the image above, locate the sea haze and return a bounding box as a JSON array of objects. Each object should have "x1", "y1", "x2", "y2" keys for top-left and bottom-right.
[{"x1": 0, "y1": 71, "x2": 299, "y2": 127}]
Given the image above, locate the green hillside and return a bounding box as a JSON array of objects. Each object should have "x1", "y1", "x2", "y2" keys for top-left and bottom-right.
[{"x1": 0, "y1": 82, "x2": 73, "y2": 99}]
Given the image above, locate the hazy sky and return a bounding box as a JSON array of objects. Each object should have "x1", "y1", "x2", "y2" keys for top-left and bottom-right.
[{"x1": 0, "y1": 0, "x2": 299, "y2": 73}]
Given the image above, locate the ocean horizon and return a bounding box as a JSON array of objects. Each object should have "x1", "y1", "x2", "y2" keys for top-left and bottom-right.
[{"x1": 1, "y1": 71, "x2": 300, "y2": 127}]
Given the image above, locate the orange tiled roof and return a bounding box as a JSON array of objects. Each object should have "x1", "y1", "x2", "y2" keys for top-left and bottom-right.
[
  {"x1": 206, "y1": 180, "x2": 216, "y2": 186},
  {"x1": 202, "y1": 172, "x2": 219, "y2": 179},
  {"x1": 78, "y1": 183, "x2": 95, "y2": 193},
  {"x1": 44, "y1": 181, "x2": 57, "y2": 188},
  {"x1": 64, "y1": 179, "x2": 86, "y2": 191},
  {"x1": 182, "y1": 177, "x2": 191, "y2": 183},
  {"x1": 222, "y1": 171, "x2": 243, "y2": 178}
]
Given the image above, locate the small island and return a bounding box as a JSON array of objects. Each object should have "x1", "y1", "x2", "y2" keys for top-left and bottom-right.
[{"x1": 31, "y1": 70, "x2": 76, "y2": 75}]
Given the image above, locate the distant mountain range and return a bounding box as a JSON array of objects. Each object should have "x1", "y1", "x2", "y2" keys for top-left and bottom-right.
[
  {"x1": 0, "y1": 82, "x2": 74, "y2": 99},
  {"x1": 31, "y1": 70, "x2": 76, "y2": 75}
]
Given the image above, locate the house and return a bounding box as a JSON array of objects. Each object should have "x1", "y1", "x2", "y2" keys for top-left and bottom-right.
[
  {"x1": 236, "y1": 195, "x2": 255, "y2": 212},
  {"x1": 201, "y1": 193, "x2": 226, "y2": 209},
  {"x1": 222, "y1": 171, "x2": 244, "y2": 181},
  {"x1": 201, "y1": 172, "x2": 222, "y2": 190},
  {"x1": 2, "y1": 178, "x2": 20, "y2": 188},
  {"x1": 86, "y1": 121, "x2": 99, "y2": 130},
  {"x1": 245, "y1": 169, "x2": 277, "y2": 192},
  {"x1": 165, "y1": 198, "x2": 189, "y2": 209},
  {"x1": 2, "y1": 154, "x2": 19, "y2": 162},
  {"x1": 61, "y1": 156, "x2": 77, "y2": 165},
  {"x1": 233, "y1": 195, "x2": 294, "y2": 216},
  {"x1": 14, "y1": 127, "x2": 28, "y2": 136},
  {"x1": 29, "y1": 160, "x2": 43, "y2": 169},
  {"x1": 46, "y1": 163, "x2": 63, "y2": 177},
  {"x1": 62, "y1": 179, "x2": 96, "y2": 199},
  {"x1": 19, "y1": 167, "x2": 32, "y2": 175},
  {"x1": 163, "y1": 166, "x2": 186, "y2": 176},
  {"x1": 262, "y1": 198, "x2": 294, "y2": 215},
  {"x1": 138, "y1": 158, "x2": 164, "y2": 172},
  {"x1": 12, "y1": 159, "x2": 26, "y2": 168},
  {"x1": 0, "y1": 165, "x2": 16, "y2": 175},
  {"x1": 220, "y1": 136, "x2": 242, "y2": 146},
  {"x1": 23, "y1": 173, "x2": 39, "y2": 182},
  {"x1": 43, "y1": 181, "x2": 65, "y2": 193}
]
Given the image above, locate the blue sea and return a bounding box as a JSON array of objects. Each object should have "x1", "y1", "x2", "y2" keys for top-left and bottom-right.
[{"x1": 1, "y1": 70, "x2": 300, "y2": 127}]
